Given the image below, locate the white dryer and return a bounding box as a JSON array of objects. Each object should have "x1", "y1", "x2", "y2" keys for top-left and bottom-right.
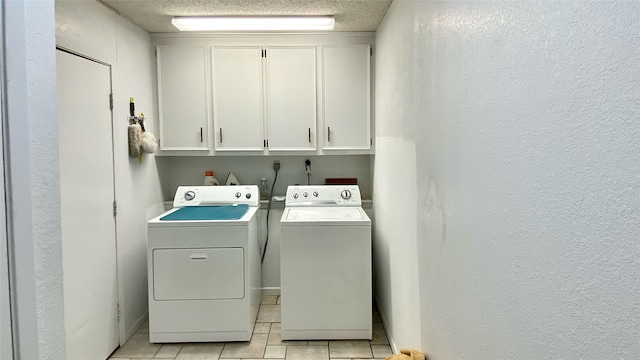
[
  {"x1": 280, "y1": 185, "x2": 371, "y2": 340},
  {"x1": 147, "y1": 186, "x2": 260, "y2": 343}
]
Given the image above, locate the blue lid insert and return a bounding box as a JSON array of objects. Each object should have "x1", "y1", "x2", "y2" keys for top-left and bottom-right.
[{"x1": 160, "y1": 204, "x2": 250, "y2": 221}]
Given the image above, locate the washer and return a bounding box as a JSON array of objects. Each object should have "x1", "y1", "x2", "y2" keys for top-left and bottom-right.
[
  {"x1": 147, "y1": 185, "x2": 260, "y2": 343},
  {"x1": 280, "y1": 185, "x2": 372, "y2": 340}
]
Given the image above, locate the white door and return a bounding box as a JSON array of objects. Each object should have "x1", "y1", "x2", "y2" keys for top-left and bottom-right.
[
  {"x1": 266, "y1": 46, "x2": 317, "y2": 151},
  {"x1": 212, "y1": 47, "x2": 265, "y2": 151},
  {"x1": 321, "y1": 45, "x2": 371, "y2": 150},
  {"x1": 157, "y1": 46, "x2": 210, "y2": 151},
  {"x1": 57, "y1": 49, "x2": 119, "y2": 360}
]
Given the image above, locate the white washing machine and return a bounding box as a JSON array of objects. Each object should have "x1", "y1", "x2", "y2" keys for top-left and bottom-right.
[
  {"x1": 147, "y1": 185, "x2": 261, "y2": 343},
  {"x1": 280, "y1": 185, "x2": 371, "y2": 340}
]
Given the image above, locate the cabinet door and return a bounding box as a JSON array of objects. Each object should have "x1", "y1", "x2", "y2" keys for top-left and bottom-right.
[
  {"x1": 212, "y1": 47, "x2": 264, "y2": 151},
  {"x1": 266, "y1": 47, "x2": 317, "y2": 151},
  {"x1": 157, "y1": 46, "x2": 210, "y2": 150},
  {"x1": 321, "y1": 45, "x2": 371, "y2": 150}
]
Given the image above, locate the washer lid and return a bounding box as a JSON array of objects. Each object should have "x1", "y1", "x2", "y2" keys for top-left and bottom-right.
[{"x1": 281, "y1": 207, "x2": 370, "y2": 226}]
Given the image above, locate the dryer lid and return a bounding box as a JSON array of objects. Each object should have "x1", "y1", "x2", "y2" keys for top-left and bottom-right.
[{"x1": 160, "y1": 204, "x2": 249, "y2": 221}]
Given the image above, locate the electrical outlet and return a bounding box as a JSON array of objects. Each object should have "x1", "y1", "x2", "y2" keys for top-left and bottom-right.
[{"x1": 273, "y1": 160, "x2": 281, "y2": 171}]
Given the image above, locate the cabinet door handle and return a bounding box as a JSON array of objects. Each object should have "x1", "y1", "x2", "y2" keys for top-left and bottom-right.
[
  {"x1": 308, "y1": 128, "x2": 311, "y2": 143},
  {"x1": 200, "y1": 127, "x2": 203, "y2": 143},
  {"x1": 327, "y1": 127, "x2": 331, "y2": 142},
  {"x1": 220, "y1": 128, "x2": 223, "y2": 143}
]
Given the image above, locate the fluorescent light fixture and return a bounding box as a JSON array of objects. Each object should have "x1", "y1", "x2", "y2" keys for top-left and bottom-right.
[{"x1": 171, "y1": 16, "x2": 335, "y2": 31}]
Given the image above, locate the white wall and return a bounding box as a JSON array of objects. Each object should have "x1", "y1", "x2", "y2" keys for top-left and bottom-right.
[
  {"x1": 56, "y1": 0, "x2": 165, "y2": 342},
  {"x1": 375, "y1": 1, "x2": 640, "y2": 359},
  {"x1": 258, "y1": 207, "x2": 284, "y2": 290},
  {"x1": 156, "y1": 155, "x2": 372, "y2": 200},
  {"x1": 0, "y1": 4, "x2": 12, "y2": 358},
  {"x1": 3, "y1": 0, "x2": 66, "y2": 358}
]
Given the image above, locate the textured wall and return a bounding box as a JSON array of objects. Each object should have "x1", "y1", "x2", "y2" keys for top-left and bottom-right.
[
  {"x1": 374, "y1": 1, "x2": 640, "y2": 359},
  {"x1": 3, "y1": 0, "x2": 66, "y2": 358},
  {"x1": 56, "y1": 0, "x2": 165, "y2": 342}
]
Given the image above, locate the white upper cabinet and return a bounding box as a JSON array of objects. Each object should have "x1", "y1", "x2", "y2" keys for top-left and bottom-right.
[
  {"x1": 153, "y1": 36, "x2": 374, "y2": 155},
  {"x1": 266, "y1": 46, "x2": 317, "y2": 151},
  {"x1": 157, "y1": 45, "x2": 210, "y2": 150},
  {"x1": 212, "y1": 46, "x2": 264, "y2": 151},
  {"x1": 321, "y1": 45, "x2": 371, "y2": 151}
]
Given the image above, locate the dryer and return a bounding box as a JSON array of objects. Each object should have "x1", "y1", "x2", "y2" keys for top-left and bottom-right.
[
  {"x1": 280, "y1": 185, "x2": 371, "y2": 340},
  {"x1": 147, "y1": 185, "x2": 260, "y2": 343}
]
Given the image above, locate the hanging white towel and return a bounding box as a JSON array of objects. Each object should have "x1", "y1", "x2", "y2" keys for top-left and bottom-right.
[
  {"x1": 141, "y1": 132, "x2": 158, "y2": 154},
  {"x1": 128, "y1": 123, "x2": 142, "y2": 157}
]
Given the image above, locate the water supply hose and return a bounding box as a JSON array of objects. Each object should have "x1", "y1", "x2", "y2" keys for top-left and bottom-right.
[{"x1": 261, "y1": 167, "x2": 279, "y2": 263}]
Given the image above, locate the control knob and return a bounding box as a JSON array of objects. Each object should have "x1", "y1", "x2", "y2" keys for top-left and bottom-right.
[
  {"x1": 245, "y1": 193, "x2": 252, "y2": 199},
  {"x1": 293, "y1": 193, "x2": 299, "y2": 199},
  {"x1": 340, "y1": 190, "x2": 352, "y2": 200},
  {"x1": 184, "y1": 191, "x2": 196, "y2": 201},
  {"x1": 235, "y1": 192, "x2": 241, "y2": 198},
  {"x1": 303, "y1": 192, "x2": 309, "y2": 198},
  {"x1": 313, "y1": 191, "x2": 319, "y2": 197}
]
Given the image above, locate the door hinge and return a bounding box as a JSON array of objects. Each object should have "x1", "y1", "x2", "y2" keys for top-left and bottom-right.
[
  {"x1": 117, "y1": 303, "x2": 121, "y2": 321},
  {"x1": 370, "y1": 47, "x2": 373, "y2": 56},
  {"x1": 109, "y1": 93, "x2": 114, "y2": 111},
  {"x1": 267, "y1": 139, "x2": 269, "y2": 147},
  {"x1": 113, "y1": 200, "x2": 117, "y2": 217},
  {"x1": 370, "y1": 138, "x2": 373, "y2": 146}
]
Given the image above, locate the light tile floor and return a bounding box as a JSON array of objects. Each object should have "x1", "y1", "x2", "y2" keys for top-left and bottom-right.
[{"x1": 109, "y1": 295, "x2": 391, "y2": 360}]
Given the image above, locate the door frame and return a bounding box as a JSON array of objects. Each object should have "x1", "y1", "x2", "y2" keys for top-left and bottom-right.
[{"x1": 55, "y1": 46, "x2": 123, "y2": 346}]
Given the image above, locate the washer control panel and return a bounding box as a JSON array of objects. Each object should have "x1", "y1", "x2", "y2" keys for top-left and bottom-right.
[
  {"x1": 285, "y1": 185, "x2": 362, "y2": 207},
  {"x1": 173, "y1": 185, "x2": 259, "y2": 207}
]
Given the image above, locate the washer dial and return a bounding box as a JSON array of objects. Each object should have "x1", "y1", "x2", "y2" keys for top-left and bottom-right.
[
  {"x1": 184, "y1": 190, "x2": 196, "y2": 201},
  {"x1": 340, "y1": 190, "x2": 352, "y2": 200}
]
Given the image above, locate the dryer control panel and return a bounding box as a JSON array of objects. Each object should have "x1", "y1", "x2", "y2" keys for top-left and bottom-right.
[
  {"x1": 285, "y1": 185, "x2": 362, "y2": 207},
  {"x1": 173, "y1": 185, "x2": 260, "y2": 208}
]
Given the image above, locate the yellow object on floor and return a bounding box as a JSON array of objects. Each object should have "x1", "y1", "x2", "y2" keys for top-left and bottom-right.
[{"x1": 385, "y1": 349, "x2": 426, "y2": 360}]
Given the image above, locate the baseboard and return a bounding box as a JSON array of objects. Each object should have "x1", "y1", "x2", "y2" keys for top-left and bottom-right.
[
  {"x1": 261, "y1": 287, "x2": 281, "y2": 296},
  {"x1": 125, "y1": 312, "x2": 148, "y2": 343},
  {"x1": 375, "y1": 295, "x2": 399, "y2": 354}
]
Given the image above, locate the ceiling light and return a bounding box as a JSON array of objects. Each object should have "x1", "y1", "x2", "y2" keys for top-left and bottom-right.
[{"x1": 171, "y1": 16, "x2": 335, "y2": 31}]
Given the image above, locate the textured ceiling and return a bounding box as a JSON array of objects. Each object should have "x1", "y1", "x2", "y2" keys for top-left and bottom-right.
[{"x1": 100, "y1": 0, "x2": 393, "y2": 33}]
